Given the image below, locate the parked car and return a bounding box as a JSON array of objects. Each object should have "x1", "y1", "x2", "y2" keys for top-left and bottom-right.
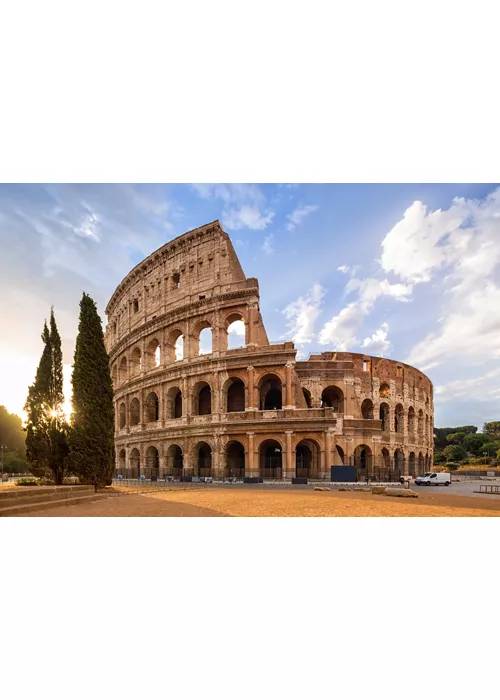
[{"x1": 415, "y1": 472, "x2": 451, "y2": 486}]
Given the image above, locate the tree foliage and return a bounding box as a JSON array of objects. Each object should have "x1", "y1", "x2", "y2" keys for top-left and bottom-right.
[
  {"x1": 69, "y1": 293, "x2": 115, "y2": 489},
  {"x1": 443, "y1": 444, "x2": 468, "y2": 462},
  {"x1": 446, "y1": 432, "x2": 466, "y2": 444},
  {"x1": 0, "y1": 405, "x2": 26, "y2": 456},
  {"x1": 24, "y1": 310, "x2": 69, "y2": 483},
  {"x1": 483, "y1": 421, "x2": 500, "y2": 437}
]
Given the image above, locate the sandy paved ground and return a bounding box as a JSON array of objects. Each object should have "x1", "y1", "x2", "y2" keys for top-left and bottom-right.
[{"x1": 16, "y1": 486, "x2": 500, "y2": 517}]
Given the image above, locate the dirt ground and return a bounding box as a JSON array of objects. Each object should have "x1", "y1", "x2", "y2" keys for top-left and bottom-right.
[{"x1": 17, "y1": 486, "x2": 500, "y2": 517}]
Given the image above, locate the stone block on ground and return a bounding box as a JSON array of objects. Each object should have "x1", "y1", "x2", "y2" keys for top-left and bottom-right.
[
  {"x1": 314, "y1": 486, "x2": 330, "y2": 491},
  {"x1": 338, "y1": 487, "x2": 352, "y2": 491},
  {"x1": 371, "y1": 486, "x2": 387, "y2": 495},
  {"x1": 385, "y1": 488, "x2": 418, "y2": 498}
]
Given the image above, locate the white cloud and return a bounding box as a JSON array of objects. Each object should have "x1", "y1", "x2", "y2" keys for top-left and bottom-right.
[
  {"x1": 337, "y1": 265, "x2": 350, "y2": 273},
  {"x1": 390, "y1": 188, "x2": 500, "y2": 369},
  {"x1": 192, "y1": 183, "x2": 274, "y2": 231},
  {"x1": 318, "y1": 278, "x2": 412, "y2": 350},
  {"x1": 434, "y1": 368, "x2": 500, "y2": 404},
  {"x1": 283, "y1": 283, "x2": 326, "y2": 345},
  {"x1": 262, "y1": 235, "x2": 274, "y2": 255},
  {"x1": 361, "y1": 323, "x2": 391, "y2": 356},
  {"x1": 286, "y1": 204, "x2": 318, "y2": 231}
]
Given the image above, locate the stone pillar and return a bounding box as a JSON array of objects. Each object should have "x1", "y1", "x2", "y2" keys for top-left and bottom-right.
[
  {"x1": 247, "y1": 304, "x2": 256, "y2": 345},
  {"x1": 182, "y1": 375, "x2": 190, "y2": 416},
  {"x1": 325, "y1": 429, "x2": 333, "y2": 477},
  {"x1": 285, "y1": 430, "x2": 293, "y2": 480},
  {"x1": 285, "y1": 362, "x2": 294, "y2": 409},
  {"x1": 344, "y1": 380, "x2": 354, "y2": 419},
  {"x1": 247, "y1": 366, "x2": 256, "y2": 410},
  {"x1": 247, "y1": 432, "x2": 257, "y2": 476}
]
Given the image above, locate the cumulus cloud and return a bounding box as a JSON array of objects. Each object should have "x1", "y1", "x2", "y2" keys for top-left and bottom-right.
[
  {"x1": 361, "y1": 323, "x2": 391, "y2": 356},
  {"x1": 337, "y1": 265, "x2": 350, "y2": 273},
  {"x1": 434, "y1": 368, "x2": 500, "y2": 404},
  {"x1": 192, "y1": 183, "x2": 274, "y2": 230},
  {"x1": 286, "y1": 204, "x2": 318, "y2": 231},
  {"x1": 282, "y1": 283, "x2": 326, "y2": 345},
  {"x1": 385, "y1": 188, "x2": 500, "y2": 370},
  {"x1": 318, "y1": 278, "x2": 412, "y2": 350}
]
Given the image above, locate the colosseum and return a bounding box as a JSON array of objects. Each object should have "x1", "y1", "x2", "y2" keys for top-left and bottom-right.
[{"x1": 105, "y1": 220, "x2": 434, "y2": 482}]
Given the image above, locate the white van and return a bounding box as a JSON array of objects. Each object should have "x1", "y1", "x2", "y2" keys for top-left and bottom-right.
[{"x1": 415, "y1": 472, "x2": 451, "y2": 486}]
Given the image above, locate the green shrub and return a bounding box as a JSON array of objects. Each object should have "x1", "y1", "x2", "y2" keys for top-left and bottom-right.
[
  {"x1": 444, "y1": 462, "x2": 460, "y2": 471},
  {"x1": 15, "y1": 477, "x2": 40, "y2": 486}
]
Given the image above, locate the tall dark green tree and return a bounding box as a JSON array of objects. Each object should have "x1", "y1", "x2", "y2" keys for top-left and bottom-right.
[
  {"x1": 24, "y1": 309, "x2": 69, "y2": 483},
  {"x1": 69, "y1": 293, "x2": 115, "y2": 489}
]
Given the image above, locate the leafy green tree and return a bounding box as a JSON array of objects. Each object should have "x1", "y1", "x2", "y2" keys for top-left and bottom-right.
[
  {"x1": 446, "y1": 432, "x2": 466, "y2": 444},
  {"x1": 463, "y1": 433, "x2": 488, "y2": 456},
  {"x1": 0, "y1": 406, "x2": 26, "y2": 456},
  {"x1": 454, "y1": 426, "x2": 478, "y2": 435},
  {"x1": 443, "y1": 444, "x2": 467, "y2": 462},
  {"x1": 69, "y1": 293, "x2": 115, "y2": 490},
  {"x1": 24, "y1": 310, "x2": 69, "y2": 484},
  {"x1": 483, "y1": 422, "x2": 500, "y2": 437}
]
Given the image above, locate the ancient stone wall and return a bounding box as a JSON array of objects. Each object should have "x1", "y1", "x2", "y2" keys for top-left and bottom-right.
[{"x1": 106, "y1": 221, "x2": 434, "y2": 481}]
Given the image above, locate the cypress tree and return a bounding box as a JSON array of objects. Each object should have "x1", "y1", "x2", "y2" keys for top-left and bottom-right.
[
  {"x1": 69, "y1": 293, "x2": 115, "y2": 489},
  {"x1": 25, "y1": 310, "x2": 69, "y2": 483}
]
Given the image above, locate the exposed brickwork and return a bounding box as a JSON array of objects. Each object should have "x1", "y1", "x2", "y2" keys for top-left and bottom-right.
[{"x1": 105, "y1": 221, "x2": 434, "y2": 480}]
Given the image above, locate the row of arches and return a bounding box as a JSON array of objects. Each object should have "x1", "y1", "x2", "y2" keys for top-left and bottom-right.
[
  {"x1": 375, "y1": 402, "x2": 431, "y2": 440},
  {"x1": 353, "y1": 445, "x2": 431, "y2": 476},
  {"x1": 116, "y1": 438, "x2": 328, "y2": 480},
  {"x1": 112, "y1": 317, "x2": 246, "y2": 385}
]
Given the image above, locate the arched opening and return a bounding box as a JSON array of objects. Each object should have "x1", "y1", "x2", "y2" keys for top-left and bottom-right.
[
  {"x1": 130, "y1": 347, "x2": 142, "y2": 377},
  {"x1": 196, "y1": 442, "x2": 212, "y2": 477},
  {"x1": 146, "y1": 446, "x2": 159, "y2": 479},
  {"x1": 119, "y1": 356, "x2": 128, "y2": 384},
  {"x1": 354, "y1": 444, "x2": 373, "y2": 479},
  {"x1": 296, "y1": 439, "x2": 320, "y2": 479},
  {"x1": 394, "y1": 448, "x2": 405, "y2": 475},
  {"x1": 193, "y1": 381, "x2": 212, "y2": 416},
  {"x1": 379, "y1": 383, "x2": 390, "y2": 398},
  {"x1": 361, "y1": 399, "x2": 374, "y2": 420},
  {"x1": 394, "y1": 404, "x2": 404, "y2": 433},
  {"x1": 223, "y1": 312, "x2": 246, "y2": 350},
  {"x1": 130, "y1": 447, "x2": 140, "y2": 479},
  {"x1": 192, "y1": 320, "x2": 213, "y2": 356},
  {"x1": 335, "y1": 444, "x2": 345, "y2": 465},
  {"x1": 226, "y1": 440, "x2": 245, "y2": 478},
  {"x1": 146, "y1": 392, "x2": 159, "y2": 422},
  {"x1": 409, "y1": 451, "x2": 416, "y2": 476},
  {"x1": 424, "y1": 415, "x2": 429, "y2": 442},
  {"x1": 381, "y1": 447, "x2": 391, "y2": 470},
  {"x1": 417, "y1": 410, "x2": 424, "y2": 439},
  {"x1": 379, "y1": 402, "x2": 390, "y2": 432},
  {"x1": 166, "y1": 329, "x2": 184, "y2": 363},
  {"x1": 167, "y1": 386, "x2": 182, "y2": 419},
  {"x1": 133, "y1": 299, "x2": 139, "y2": 314},
  {"x1": 259, "y1": 374, "x2": 283, "y2": 410},
  {"x1": 145, "y1": 338, "x2": 161, "y2": 370},
  {"x1": 117, "y1": 448, "x2": 126, "y2": 477},
  {"x1": 199, "y1": 327, "x2": 213, "y2": 355},
  {"x1": 408, "y1": 407, "x2": 416, "y2": 434},
  {"x1": 130, "y1": 397, "x2": 140, "y2": 426},
  {"x1": 418, "y1": 452, "x2": 424, "y2": 475},
  {"x1": 321, "y1": 386, "x2": 344, "y2": 412},
  {"x1": 119, "y1": 402, "x2": 126, "y2": 429},
  {"x1": 227, "y1": 318, "x2": 245, "y2": 350},
  {"x1": 226, "y1": 378, "x2": 245, "y2": 413},
  {"x1": 259, "y1": 439, "x2": 282, "y2": 479},
  {"x1": 167, "y1": 444, "x2": 183, "y2": 477},
  {"x1": 112, "y1": 364, "x2": 118, "y2": 387},
  {"x1": 302, "y1": 388, "x2": 312, "y2": 408}
]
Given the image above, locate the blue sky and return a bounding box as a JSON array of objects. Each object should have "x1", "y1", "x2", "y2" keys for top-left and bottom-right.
[{"x1": 0, "y1": 182, "x2": 499, "y2": 429}]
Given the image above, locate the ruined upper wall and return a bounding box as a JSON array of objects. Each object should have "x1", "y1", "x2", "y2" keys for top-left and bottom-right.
[{"x1": 106, "y1": 220, "x2": 256, "y2": 340}]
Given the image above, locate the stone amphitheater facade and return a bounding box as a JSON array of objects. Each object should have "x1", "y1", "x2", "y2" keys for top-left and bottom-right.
[{"x1": 105, "y1": 221, "x2": 434, "y2": 481}]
